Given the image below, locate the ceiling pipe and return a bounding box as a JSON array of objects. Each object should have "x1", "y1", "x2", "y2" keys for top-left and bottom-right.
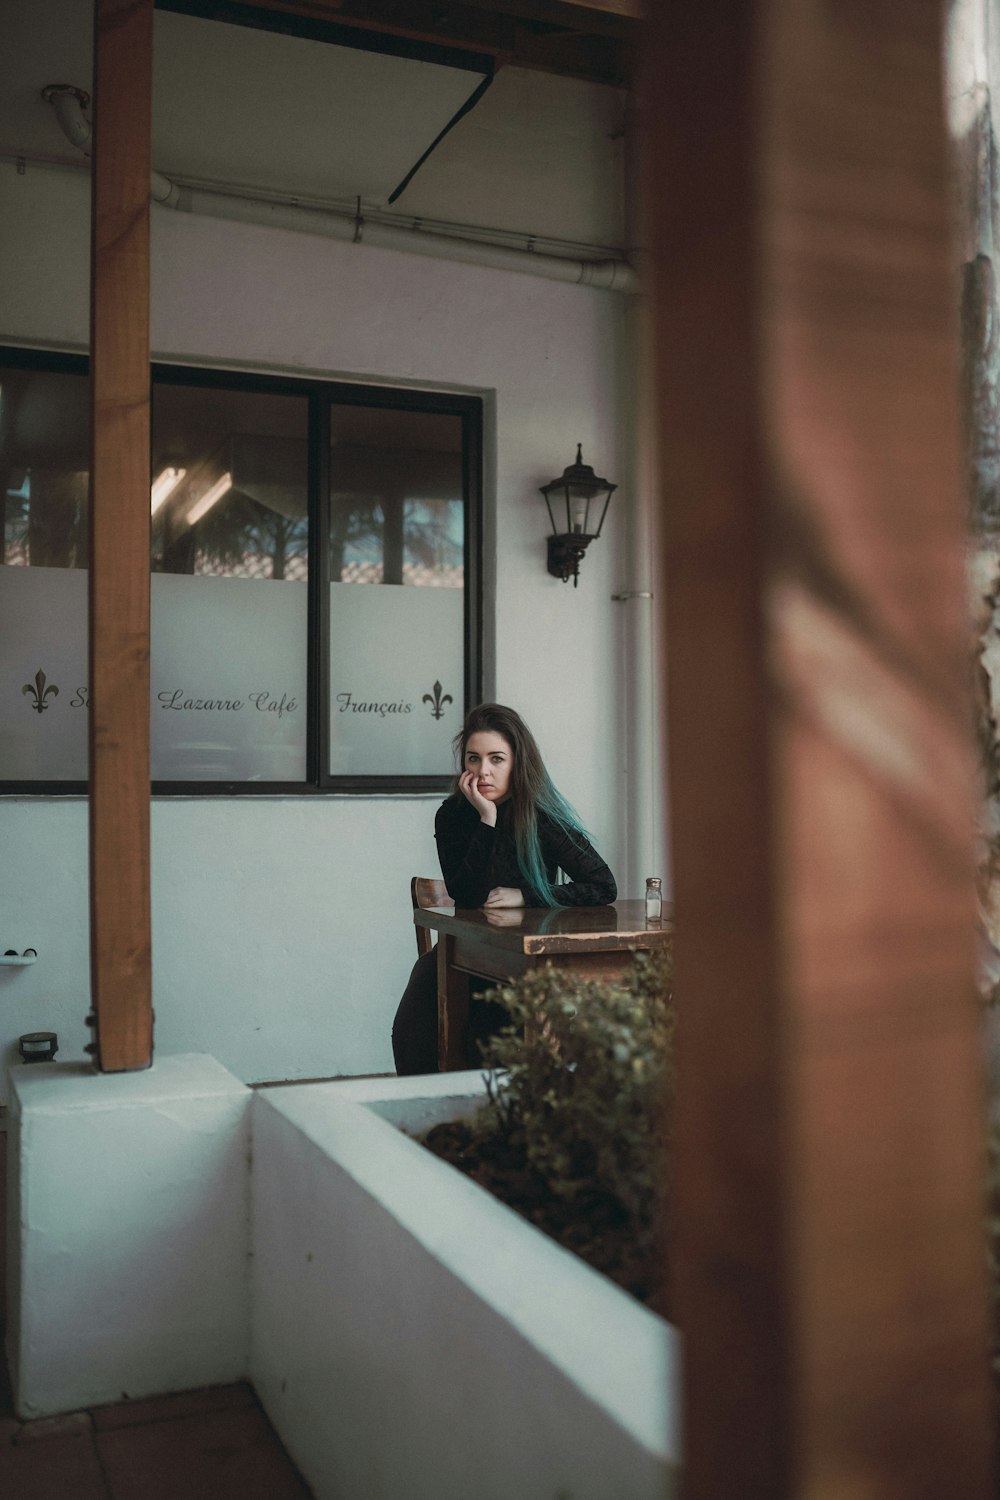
[
  {"x1": 151, "y1": 171, "x2": 182, "y2": 209},
  {"x1": 42, "y1": 84, "x2": 182, "y2": 209},
  {"x1": 169, "y1": 183, "x2": 638, "y2": 291},
  {"x1": 41, "y1": 85, "x2": 91, "y2": 155},
  {"x1": 41, "y1": 83, "x2": 637, "y2": 293}
]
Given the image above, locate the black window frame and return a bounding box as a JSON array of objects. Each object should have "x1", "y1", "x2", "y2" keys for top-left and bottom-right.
[{"x1": 0, "y1": 346, "x2": 482, "y2": 796}]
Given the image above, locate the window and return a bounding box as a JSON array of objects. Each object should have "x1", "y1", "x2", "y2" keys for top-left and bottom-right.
[
  {"x1": 0, "y1": 349, "x2": 482, "y2": 792},
  {"x1": 328, "y1": 403, "x2": 467, "y2": 778}
]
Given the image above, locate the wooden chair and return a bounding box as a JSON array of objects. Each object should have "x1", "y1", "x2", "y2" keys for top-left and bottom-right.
[{"x1": 410, "y1": 876, "x2": 454, "y2": 957}]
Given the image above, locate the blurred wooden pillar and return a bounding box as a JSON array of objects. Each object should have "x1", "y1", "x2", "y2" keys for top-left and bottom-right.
[
  {"x1": 644, "y1": 1, "x2": 996, "y2": 1494},
  {"x1": 88, "y1": 0, "x2": 154, "y2": 1071}
]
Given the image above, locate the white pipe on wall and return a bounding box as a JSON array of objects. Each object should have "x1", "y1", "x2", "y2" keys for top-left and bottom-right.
[
  {"x1": 151, "y1": 170, "x2": 181, "y2": 209},
  {"x1": 40, "y1": 83, "x2": 638, "y2": 294},
  {"x1": 616, "y1": 293, "x2": 663, "y2": 899},
  {"x1": 168, "y1": 182, "x2": 638, "y2": 291},
  {"x1": 41, "y1": 85, "x2": 92, "y2": 155},
  {"x1": 612, "y1": 89, "x2": 664, "y2": 899}
]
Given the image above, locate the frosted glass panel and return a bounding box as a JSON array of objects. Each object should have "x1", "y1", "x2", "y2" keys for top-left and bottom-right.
[
  {"x1": 329, "y1": 582, "x2": 462, "y2": 775},
  {"x1": 0, "y1": 566, "x2": 88, "y2": 778},
  {"x1": 0, "y1": 568, "x2": 307, "y2": 781},
  {"x1": 149, "y1": 379, "x2": 309, "y2": 779},
  {"x1": 328, "y1": 402, "x2": 466, "y2": 776},
  {"x1": 151, "y1": 574, "x2": 307, "y2": 780}
]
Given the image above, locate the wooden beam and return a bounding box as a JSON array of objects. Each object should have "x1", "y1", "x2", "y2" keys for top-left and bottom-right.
[
  {"x1": 565, "y1": 0, "x2": 640, "y2": 14},
  {"x1": 644, "y1": 1, "x2": 996, "y2": 1494},
  {"x1": 223, "y1": 0, "x2": 635, "y2": 82},
  {"x1": 414, "y1": 0, "x2": 643, "y2": 27},
  {"x1": 234, "y1": 0, "x2": 641, "y2": 33},
  {"x1": 89, "y1": 0, "x2": 154, "y2": 1073}
]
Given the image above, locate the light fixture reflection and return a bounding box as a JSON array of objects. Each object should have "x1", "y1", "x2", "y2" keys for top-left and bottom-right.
[
  {"x1": 185, "y1": 471, "x2": 233, "y2": 526},
  {"x1": 150, "y1": 465, "x2": 186, "y2": 514}
]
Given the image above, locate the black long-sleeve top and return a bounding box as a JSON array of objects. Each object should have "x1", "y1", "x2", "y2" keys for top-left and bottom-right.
[{"x1": 434, "y1": 794, "x2": 617, "y2": 909}]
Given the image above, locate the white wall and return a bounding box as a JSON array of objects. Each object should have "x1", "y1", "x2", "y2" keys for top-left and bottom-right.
[{"x1": 0, "y1": 162, "x2": 634, "y2": 1099}]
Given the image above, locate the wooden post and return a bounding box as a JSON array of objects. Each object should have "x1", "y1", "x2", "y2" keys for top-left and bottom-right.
[
  {"x1": 88, "y1": 0, "x2": 154, "y2": 1071},
  {"x1": 644, "y1": 1, "x2": 997, "y2": 1494}
]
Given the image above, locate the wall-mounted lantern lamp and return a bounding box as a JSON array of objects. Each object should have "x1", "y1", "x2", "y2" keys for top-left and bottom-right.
[{"x1": 539, "y1": 445, "x2": 616, "y2": 587}]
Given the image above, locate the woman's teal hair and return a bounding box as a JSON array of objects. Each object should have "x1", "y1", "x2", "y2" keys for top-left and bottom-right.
[{"x1": 454, "y1": 703, "x2": 589, "y2": 905}]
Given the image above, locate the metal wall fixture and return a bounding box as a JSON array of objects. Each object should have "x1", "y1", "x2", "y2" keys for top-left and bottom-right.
[
  {"x1": 18, "y1": 1031, "x2": 57, "y2": 1063},
  {"x1": 539, "y1": 445, "x2": 617, "y2": 586},
  {"x1": 1, "y1": 948, "x2": 37, "y2": 966}
]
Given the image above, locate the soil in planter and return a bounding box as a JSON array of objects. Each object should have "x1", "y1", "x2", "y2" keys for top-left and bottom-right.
[{"x1": 421, "y1": 1119, "x2": 669, "y2": 1318}]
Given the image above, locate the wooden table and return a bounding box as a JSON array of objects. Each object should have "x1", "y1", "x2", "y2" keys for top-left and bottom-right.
[{"x1": 412, "y1": 899, "x2": 674, "y2": 1071}]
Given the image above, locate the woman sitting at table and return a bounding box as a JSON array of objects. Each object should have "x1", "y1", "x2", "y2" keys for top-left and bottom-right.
[{"x1": 392, "y1": 701, "x2": 616, "y2": 1075}]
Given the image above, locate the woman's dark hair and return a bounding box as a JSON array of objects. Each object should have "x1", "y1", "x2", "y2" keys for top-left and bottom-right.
[{"x1": 454, "y1": 703, "x2": 588, "y2": 904}]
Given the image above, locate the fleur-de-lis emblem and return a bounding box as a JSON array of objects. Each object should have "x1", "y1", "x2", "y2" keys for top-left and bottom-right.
[
  {"x1": 423, "y1": 680, "x2": 453, "y2": 720},
  {"x1": 22, "y1": 669, "x2": 59, "y2": 715}
]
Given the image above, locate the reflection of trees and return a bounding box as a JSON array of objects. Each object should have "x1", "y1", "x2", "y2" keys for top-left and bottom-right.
[
  {"x1": 153, "y1": 490, "x2": 308, "y2": 581},
  {"x1": 329, "y1": 493, "x2": 462, "y2": 585},
  {"x1": 329, "y1": 443, "x2": 463, "y2": 586},
  {"x1": 195, "y1": 493, "x2": 307, "y2": 581},
  {"x1": 405, "y1": 499, "x2": 462, "y2": 575},
  {"x1": 329, "y1": 495, "x2": 384, "y2": 581},
  {"x1": 2, "y1": 469, "x2": 88, "y2": 568},
  {"x1": 1, "y1": 369, "x2": 90, "y2": 568}
]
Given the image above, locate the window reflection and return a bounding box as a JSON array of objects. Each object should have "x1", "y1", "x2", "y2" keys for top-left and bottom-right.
[
  {"x1": 403, "y1": 497, "x2": 463, "y2": 586},
  {"x1": 330, "y1": 406, "x2": 463, "y2": 587},
  {"x1": 152, "y1": 386, "x2": 308, "y2": 583},
  {"x1": 1, "y1": 368, "x2": 89, "y2": 568}
]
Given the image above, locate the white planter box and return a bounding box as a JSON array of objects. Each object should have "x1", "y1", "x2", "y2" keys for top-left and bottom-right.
[{"x1": 251, "y1": 1072, "x2": 681, "y2": 1500}]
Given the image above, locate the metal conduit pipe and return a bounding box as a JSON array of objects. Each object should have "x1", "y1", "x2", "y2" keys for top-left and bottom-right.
[
  {"x1": 615, "y1": 89, "x2": 662, "y2": 897},
  {"x1": 614, "y1": 296, "x2": 659, "y2": 896},
  {"x1": 41, "y1": 85, "x2": 92, "y2": 155},
  {"x1": 151, "y1": 170, "x2": 182, "y2": 209},
  {"x1": 42, "y1": 87, "x2": 183, "y2": 211},
  {"x1": 169, "y1": 182, "x2": 638, "y2": 291},
  {"x1": 42, "y1": 82, "x2": 638, "y2": 293}
]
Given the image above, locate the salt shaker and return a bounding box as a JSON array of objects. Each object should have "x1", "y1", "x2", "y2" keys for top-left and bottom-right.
[{"x1": 645, "y1": 877, "x2": 662, "y2": 922}]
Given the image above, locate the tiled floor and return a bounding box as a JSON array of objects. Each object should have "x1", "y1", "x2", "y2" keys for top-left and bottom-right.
[
  {"x1": 1, "y1": 1112, "x2": 315, "y2": 1497},
  {"x1": 0, "y1": 1360, "x2": 314, "y2": 1500}
]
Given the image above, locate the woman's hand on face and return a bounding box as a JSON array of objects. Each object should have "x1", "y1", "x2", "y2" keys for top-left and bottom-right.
[
  {"x1": 483, "y1": 886, "x2": 525, "y2": 909},
  {"x1": 458, "y1": 769, "x2": 497, "y2": 825}
]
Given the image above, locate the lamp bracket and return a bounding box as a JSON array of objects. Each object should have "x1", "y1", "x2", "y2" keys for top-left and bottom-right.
[{"x1": 547, "y1": 533, "x2": 593, "y2": 586}]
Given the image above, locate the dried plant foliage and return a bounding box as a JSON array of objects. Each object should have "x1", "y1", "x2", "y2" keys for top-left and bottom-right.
[
  {"x1": 972, "y1": 548, "x2": 1000, "y2": 1004},
  {"x1": 424, "y1": 951, "x2": 674, "y2": 1305}
]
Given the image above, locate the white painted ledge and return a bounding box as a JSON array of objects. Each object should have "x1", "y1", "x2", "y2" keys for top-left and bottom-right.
[
  {"x1": 6, "y1": 1053, "x2": 252, "y2": 1418},
  {"x1": 252, "y1": 1072, "x2": 680, "y2": 1500}
]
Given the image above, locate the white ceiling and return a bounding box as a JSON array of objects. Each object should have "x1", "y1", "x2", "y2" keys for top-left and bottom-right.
[
  {"x1": 151, "y1": 9, "x2": 482, "y2": 203},
  {"x1": 1, "y1": 0, "x2": 626, "y2": 247}
]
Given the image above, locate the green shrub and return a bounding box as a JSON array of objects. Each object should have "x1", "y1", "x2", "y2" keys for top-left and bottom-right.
[{"x1": 474, "y1": 948, "x2": 675, "y2": 1263}]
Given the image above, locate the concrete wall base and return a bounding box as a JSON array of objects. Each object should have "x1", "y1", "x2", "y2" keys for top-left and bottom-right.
[
  {"x1": 251, "y1": 1073, "x2": 680, "y2": 1500},
  {"x1": 5, "y1": 1059, "x2": 678, "y2": 1498},
  {"x1": 5, "y1": 1054, "x2": 251, "y2": 1419}
]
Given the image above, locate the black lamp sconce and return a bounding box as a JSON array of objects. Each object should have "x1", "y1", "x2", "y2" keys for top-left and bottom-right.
[{"x1": 539, "y1": 445, "x2": 616, "y2": 587}]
